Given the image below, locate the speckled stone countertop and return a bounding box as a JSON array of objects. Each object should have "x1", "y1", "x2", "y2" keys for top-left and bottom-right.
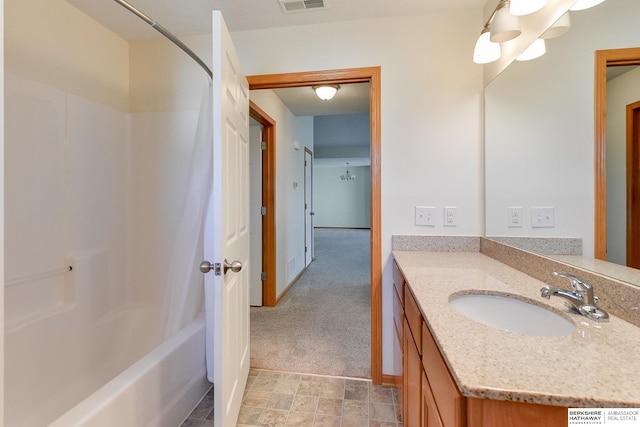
[{"x1": 393, "y1": 250, "x2": 640, "y2": 408}]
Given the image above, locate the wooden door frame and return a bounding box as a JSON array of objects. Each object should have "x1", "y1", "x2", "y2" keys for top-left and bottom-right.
[
  {"x1": 627, "y1": 100, "x2": 640, "y2": 268},
  {"x1": 594, "y1": 47, "x2": 640, "y2": 259},
  {"x1": 248, "y1": 66, "x2": 383, "y2": 384},
  {"x1": 249, "y1": 100, "x2": 277, "y2": 306}
]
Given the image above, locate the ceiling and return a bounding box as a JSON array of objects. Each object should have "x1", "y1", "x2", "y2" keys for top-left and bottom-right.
[{"x1": 67, "y1": 0, "x2": 485, "y2": 40}]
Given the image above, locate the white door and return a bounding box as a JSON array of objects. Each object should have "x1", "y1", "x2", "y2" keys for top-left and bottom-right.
[
  {"x1": 204, "y1": 10, "x2": 250, "y2": 427},
  {"x1": 304, "y1": 149, "x2": 314, "y2": 266}
]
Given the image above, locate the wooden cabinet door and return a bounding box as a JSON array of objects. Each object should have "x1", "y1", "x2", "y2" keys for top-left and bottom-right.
[
  {"x1": 422, "y1": 371, "x2": 444, "y2": 427},
  {"x1": 403, "y1": 318, "x2": 422, "y2": 427}
]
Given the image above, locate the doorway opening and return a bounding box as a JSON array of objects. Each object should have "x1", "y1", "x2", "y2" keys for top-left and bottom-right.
[
  {"x1": 248, "y1": 67, "x2": 382, "y2": 384},
  {"x1": 594, "y1": 48, "x2": 640, "y2": 265}
]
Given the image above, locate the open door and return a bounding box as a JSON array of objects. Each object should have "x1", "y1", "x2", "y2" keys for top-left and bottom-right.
[
  {"x1": 304, "y1": 148, "x2": 314, "y2": 267},
  {"x1": 203, "y1": 10, "x2": 250, "y2": 427}
]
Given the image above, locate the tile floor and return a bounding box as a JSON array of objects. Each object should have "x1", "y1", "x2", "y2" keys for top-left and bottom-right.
[{"x1": 180, "y1": 369, "x2": 403, "y2": 427}]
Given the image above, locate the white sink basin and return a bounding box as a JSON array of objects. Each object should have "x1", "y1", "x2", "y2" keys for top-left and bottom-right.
[{"x1": 449, "y1": 293, "x2": 575, "y2": 337}]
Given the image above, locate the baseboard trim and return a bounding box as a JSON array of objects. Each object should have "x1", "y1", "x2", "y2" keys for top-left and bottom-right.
[
  {"x1": 382, "y1": 374, "x2": 401, "y2": 387},
  {"x1": 275, "y1": 268, "x2": 306, "y2": 305}
]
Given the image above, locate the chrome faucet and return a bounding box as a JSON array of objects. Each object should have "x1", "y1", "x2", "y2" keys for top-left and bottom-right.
[{"x1": 540, "y1": 272, "x2": 609, "y2": 321}]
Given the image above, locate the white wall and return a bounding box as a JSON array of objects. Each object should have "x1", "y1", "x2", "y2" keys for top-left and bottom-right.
[
  {"x1": 1, "y1": 1, "x2": 5, "y2": 421},
  {"x1": 232, "y1": 11, "x2": 484, "y2": 375},
  {"x1": 606, "y1": 67, "x2": 640, "y2": 264},
  {"x1": 249, "y1": 90, "x2": 314, "y2": 295},
  {"x1": 485, "y1": 0, "x2": 640, "y2": 259},
  {"x1": 313, "y1": 165, "x2": 371, "y2": 228}
]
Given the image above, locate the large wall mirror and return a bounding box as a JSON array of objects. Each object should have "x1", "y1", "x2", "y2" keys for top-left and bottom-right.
[{"x1": 485, "y1": 0, "x2": 640, "y2": 285}]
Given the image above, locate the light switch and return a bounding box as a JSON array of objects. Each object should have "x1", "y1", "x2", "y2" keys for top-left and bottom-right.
[
  {"x1": 531, "y1": 206, "x2": 554, "y2": 228},
  {"x1": 415, "y1": 206, "x2": 436, "y2": 226}
]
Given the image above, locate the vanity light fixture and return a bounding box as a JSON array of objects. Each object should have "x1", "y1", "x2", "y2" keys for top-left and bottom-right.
[
  {"x1": 516, "y1": 38, "x2": 546, "y2": 61},
  {"x1": 569, "y1": 0, "x2": 606, "y2": 11},
  {"x1": 541, "y1": 12, "x2": 571, "y2": 39},
  {"x1": 490, "y1": 0, "x2": 521, "y2": 43},
  {"x1": 313, "y1": 85, "x2": 339, "y2": 101},
  {"x1": 473, "y1": 24, "x2": 502, "y2": 64},
  {"x1": 510, "y1": 0, "x2": 548, "y2": 16}
]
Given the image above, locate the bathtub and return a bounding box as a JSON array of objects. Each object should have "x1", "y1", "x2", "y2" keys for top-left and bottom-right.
[
  {"x1": 6, "y1": 302, "x2": 209, "y2": 427},
  {"x1": 48, "y1": 313, "x2": 210, "y2": 427}
]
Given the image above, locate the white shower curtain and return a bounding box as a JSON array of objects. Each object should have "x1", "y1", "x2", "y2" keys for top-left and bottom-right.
[{"x1": 162, "y1": 85, "x2": 213, "y2": 338}]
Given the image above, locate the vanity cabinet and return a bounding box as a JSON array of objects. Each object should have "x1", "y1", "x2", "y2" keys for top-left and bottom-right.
[{"x1": 393, "y1": 258, "x2": 568, "y2": 427}]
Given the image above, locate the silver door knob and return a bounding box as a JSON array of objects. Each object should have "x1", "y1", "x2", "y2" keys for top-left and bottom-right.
[
  {"x1": 200, "y1": 261, "x2": 216, "y2": 273},
  {"x1": 224, "y1": 259, "x2": 243, "y2": 274}
]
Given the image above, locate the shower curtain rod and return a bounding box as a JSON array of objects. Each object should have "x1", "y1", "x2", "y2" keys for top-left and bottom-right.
[{"x1": 112, "y1": 0, "x2": 213, "y2": 81}]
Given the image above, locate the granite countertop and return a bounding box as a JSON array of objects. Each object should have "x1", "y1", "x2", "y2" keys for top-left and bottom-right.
[{"x1": 393, "y1": 250, "x2": 640, "y2": 408}]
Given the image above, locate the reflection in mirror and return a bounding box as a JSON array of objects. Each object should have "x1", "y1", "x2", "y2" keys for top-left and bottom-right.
[{"x1": 484, "y1": 0, "x2": 640, "y2": 286}]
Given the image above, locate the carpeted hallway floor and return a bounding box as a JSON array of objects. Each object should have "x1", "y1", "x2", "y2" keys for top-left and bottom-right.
[{"x1": 250, "y1": 228, "x2": 371, "y2": 379}]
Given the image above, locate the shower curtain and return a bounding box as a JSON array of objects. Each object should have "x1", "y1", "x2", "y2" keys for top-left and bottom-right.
[{"x1": 162, "y1": 85, "x2": 213, "y2": 338}]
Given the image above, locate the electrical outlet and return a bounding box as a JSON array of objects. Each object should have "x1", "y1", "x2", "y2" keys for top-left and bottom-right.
[
  {"x1": 531, "y1": 206, "x2": 554, "y2": 228},
  {"x1": 443, "y1": 206, "x2": 457, "y2": 227},
  {"x1": 508, "y1": 207, "x2": 523, "y2": 228},
  {"x1": 415, "y1": 206, "x2": 436, "y2": 226}
]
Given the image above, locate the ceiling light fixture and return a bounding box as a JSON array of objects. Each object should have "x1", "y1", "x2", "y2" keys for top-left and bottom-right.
[
  {"x1": 541, "y1": 12, "x2": 571, "y2": 39},
  {"x1": 510, "y1": 0, "x2": 548, "y2": 16},
  {"x1": 313, "y1": 85, "x2": 340, "y2": 101},
  {"x1": 340, "y1": 162, "x2": 356, "y2": 181},
  {"x1": 490, "y1": 0, "x2": 521, "y2": 43},
  {"x1": 569, "y1": 0, "x2": 606, "y2": 11},
  {"x1": 516, "y1": 38, "x2": 546, "y2": 61},
  {"x1": 473, "y1": 24, "x2": 502, "y2": 64}
]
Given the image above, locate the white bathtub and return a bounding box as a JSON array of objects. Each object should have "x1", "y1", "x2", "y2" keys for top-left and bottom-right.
[
  {"x1": 6, "y1": 301, "x2": 209, "y2": 427},
  {"x1": 48, "y1": 313, "x2": 210, "y2": 427}
]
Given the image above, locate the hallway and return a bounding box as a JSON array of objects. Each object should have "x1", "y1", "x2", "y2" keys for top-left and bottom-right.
[{"x1": 250, "y1": 228, "x2": 371, "y2": 379}]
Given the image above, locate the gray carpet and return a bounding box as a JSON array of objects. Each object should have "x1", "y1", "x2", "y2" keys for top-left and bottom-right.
[{"x1": 250, "y1": 228, "x2": 371, "y2": 379}]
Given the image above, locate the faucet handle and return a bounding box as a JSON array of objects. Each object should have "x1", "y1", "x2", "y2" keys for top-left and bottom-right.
[{"x1": 552, "y1": 272, "x2": 592, "y2": 292}]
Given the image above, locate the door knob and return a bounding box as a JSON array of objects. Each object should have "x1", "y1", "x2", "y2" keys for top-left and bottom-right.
[
  {"x1": 224, "y1": 259, "x2": 243, "y2": 274},
  {"x1": 200, "y1": 261, "x2": 217, "y2": 274}
]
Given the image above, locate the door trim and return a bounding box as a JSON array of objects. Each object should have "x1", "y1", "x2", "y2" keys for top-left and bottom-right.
[
  {"x1": 304, "y1": 147, "x2": 314, "y2": 267},
  {"x1": 594, "y1": 48, "x2": 640, "y2": 260},
  {"x1": 627, "y1": 100, "x2": 640, "y2": 268},
  {"x1": 249, "y1": 100, "x2": 277, "y2": 306},
  {"x1": 248, "y1": 66, "x2": 383, "y2": 384}
]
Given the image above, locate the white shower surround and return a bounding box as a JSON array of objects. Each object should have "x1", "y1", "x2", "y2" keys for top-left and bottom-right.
[{"x1": 4, "y1": 73, "x2": 208, "y2": 426}]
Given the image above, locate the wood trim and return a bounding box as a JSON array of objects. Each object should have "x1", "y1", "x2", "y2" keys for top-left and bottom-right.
[
  {"x1": 628, "y1": 100, "x2": 640, "y2": 268},
  {"x1": 247, "y1": 66, "x2": 383, "y2": 384},
  {"x1": 249, "y1": 101, "x2": 277, "y2": 307},
  {"x1": 382, "y1": 374, "x2": 401, "y2": 387},
  {"x1": 594, "y1": 48, "x2": 640, "y2": 260},
  {"x1": 275, "y1": 267, "x2": 306, "y2": 305}
]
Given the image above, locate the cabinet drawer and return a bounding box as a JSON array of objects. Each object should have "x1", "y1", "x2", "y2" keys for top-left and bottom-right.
[
  {"x1": 422, "y1": 321, "x2": 465, "y2": 427},
  {"x1": 393, "y1": 260, "x2": 405, "y2": 307},
  {"x1": 404, "y1": 287, "x2": 422, "y2": 355}
]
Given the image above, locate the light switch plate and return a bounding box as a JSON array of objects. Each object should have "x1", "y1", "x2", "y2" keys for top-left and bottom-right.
[
  {"x1": 531, "y1": 206, "x2": 554, "y2": 228},
  {"x1": 415, "y1": 206, "x2": 436, "y2": 226}
]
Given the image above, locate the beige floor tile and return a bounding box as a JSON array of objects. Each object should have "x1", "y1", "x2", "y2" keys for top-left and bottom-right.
[
  {"x1": 257, "y1": 408, "x2": 288, "y2": 427},
  {"x1": 296, "y1": 380, "x2": 324, "y2": 396},
  {"x1": 342, "y1": 415, "x2": 370, "y2": 427},
  {"x1": 290, "y1": 395, "x2": 319, "y2": 413},
  {"x1": 266, "y1": 393, "x2": 295, "y2": 410},
  {"x1": 243, "y1": 391, "x2": 271, "y2": 408},
  {"x1": 237, "y1": 406, "x2": 264, "y2": 425},
  {"x1": 313, "y1": 414, "x2": 342, "y2": 427},
  {"x1": 343, "y1": 399, "x2": 369, "y2": 418},
  {"x1": 316, "y1": 398, "x2": 343, "y2": 416},
  {"x1": 344, "y1": 383, "x2": 368, "y2": 401},
  {"x1": 284, "y1": 411, "x2": 315, "y2": 426},
  {"x1": 320, "y1": 382, "x2": 345, "y2": 399},
  {"x1": 369, "y1": 402, "x2": 397, "y2": 422}
]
